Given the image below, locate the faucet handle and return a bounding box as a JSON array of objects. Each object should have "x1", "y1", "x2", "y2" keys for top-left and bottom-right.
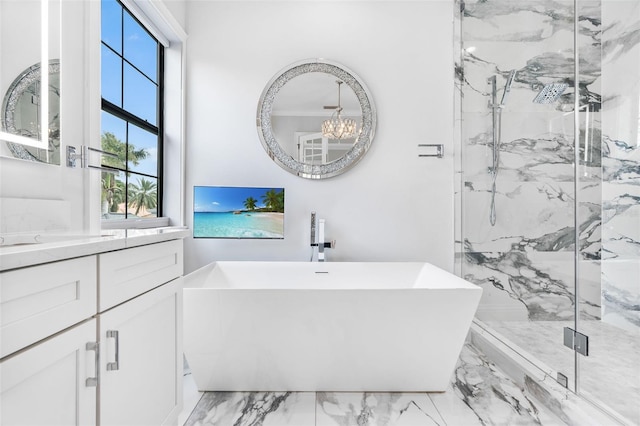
[{"x1": 322, "y1": 240, "x2": 336, "y2": 249}]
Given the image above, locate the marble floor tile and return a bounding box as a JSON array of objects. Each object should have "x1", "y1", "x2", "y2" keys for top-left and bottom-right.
[
  {"x1": 427, "y1": 386, "x2": 484, "y2": 426},
  {"x1": 183, "y1": 391, "x2": 316, "y2": 426},
  {"x1": 440, "y1": 344, "x2": 566, "y2": 426},
  {"x1": 182, "y1": 343, "x2": 571, "y2": 426},
  {"x1": 316, "y1": 392, "x2": 444, "y2": 426},
  {"x1": 178, "y1": 371, "x2": 204, "y2": 426}
]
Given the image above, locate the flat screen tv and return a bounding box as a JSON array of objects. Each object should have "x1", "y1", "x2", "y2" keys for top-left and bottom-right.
[{"x1": 193, "y1": 186, "x2": 284, "y2": 239}]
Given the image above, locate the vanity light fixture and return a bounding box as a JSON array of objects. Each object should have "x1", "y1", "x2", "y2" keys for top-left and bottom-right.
[{"x1": 321, "y1": 81, "x2": 357, "y2": 139}]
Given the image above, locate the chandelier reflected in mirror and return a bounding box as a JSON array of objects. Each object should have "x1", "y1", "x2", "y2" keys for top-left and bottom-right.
[{"x1": 322, "y1": 80, "x2": 357, "y2": 139}]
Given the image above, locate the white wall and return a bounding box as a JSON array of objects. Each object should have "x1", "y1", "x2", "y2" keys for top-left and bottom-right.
[
  {"x1": 184, "y1": 0, "x2": 454, "y2": 274},
  {"x1": 160, "y1": 0, "x2": 187, "y2": 30}
]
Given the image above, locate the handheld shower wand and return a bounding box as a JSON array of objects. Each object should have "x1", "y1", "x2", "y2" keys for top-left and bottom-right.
[{"x1": 500, "y1": 70, "x2": 517, "y2": 106}]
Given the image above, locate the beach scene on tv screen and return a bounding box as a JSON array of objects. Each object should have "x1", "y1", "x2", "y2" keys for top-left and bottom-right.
[{"x1": 193, "y1": 186, "x2": 285, "y2": 239}]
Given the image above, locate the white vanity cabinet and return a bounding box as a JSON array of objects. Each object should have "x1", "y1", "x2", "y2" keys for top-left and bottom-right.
[
  {"x1": 0, "y1": 238, "x2": 184, "y2": 426},
  {"x1": 98, "y1": 240, "x2": 183, "y2": 425}
]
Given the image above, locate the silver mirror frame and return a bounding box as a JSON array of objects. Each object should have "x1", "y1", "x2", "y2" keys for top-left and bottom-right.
[
  {"x1": 2, "y1": 60, "x2": 61, "y2": 163},
  {"x1": 257, "y1": 59, "x2": 376, "y2": 179}
]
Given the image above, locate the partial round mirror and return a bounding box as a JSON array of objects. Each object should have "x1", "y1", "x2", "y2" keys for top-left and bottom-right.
[
  {"x1": 1, "y1": 60, "x2": 61, "y2": 164},
  {"x1": 257, "y1": 59, "x2": 376, "y2": 179}
]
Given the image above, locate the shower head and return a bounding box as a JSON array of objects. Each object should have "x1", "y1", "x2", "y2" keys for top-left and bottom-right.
[
  {"x1": 500, "y1": 70, "x2": 517, "y2": 105},
  {"x1": 533, "y1": 83, "x2": 568, "y2": 104}
]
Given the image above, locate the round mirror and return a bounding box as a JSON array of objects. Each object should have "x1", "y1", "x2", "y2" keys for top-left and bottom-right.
[
  {"x1": 257, "y1": 59, "x2": 376, "y2": 179},
  {"x1": 1, "y1": 60, "x2": 61, "y2": 164}
]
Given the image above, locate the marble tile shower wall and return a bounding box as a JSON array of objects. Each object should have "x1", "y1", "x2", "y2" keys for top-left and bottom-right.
[
  {"x1": 601, "y1": 0, "x2": 640, "y2": 332},
  {"x1": 457, "y1": 0, "x2": 604, "y2": 322}
]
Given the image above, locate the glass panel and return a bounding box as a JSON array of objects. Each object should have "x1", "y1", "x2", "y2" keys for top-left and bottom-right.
[
  {"x1": 578, "y1": 0, "x2": 640, "y2": 423},
  {"x1": 101, "y1": 172, "x2": 126, "y2": 220},
  {"x1": 127, "y1": 123, "x2": 157, "y2": 176},
  {"x1": 127, "y1": 174, "x2": 158, "y2": 218},
  {"x1": 458, "y1": 0, "x2": 577, "y2": 391},
  {"x1": 101, "y1": 0, "x2": 122, "y2": 54},
  {"x1": 100, "y1": 111, "x2": 127, "y2": 169},
  {"x1": 101, "y1": 45, "x2": 122, "y2": 107},
  {"x1": 123, "y1": 12, "x2": 157, "y2": 82},
  {"x1": 123, "y1": 62, "x2": 157, "y2": 125}
]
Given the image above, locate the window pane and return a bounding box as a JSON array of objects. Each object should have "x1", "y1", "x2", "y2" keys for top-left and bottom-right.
[
  {"x1": 123, "y1": 12, "x2": 157, "y2": 82},
  {"x1": 127, "y1": 123, "x2": 157, "y2": 176},
  {"x1": 100, "y1": 111, "x2": 127, "y2": 169},
  {"x1": 100, "y1": 0, "x2": 162, "y2": 223},
  {"x1": 101, "y1": 45, "x2": 122, "y2": 106},
  {"x1": 101, "y1": 172, "x2": 126, "y2": 220},
  {"x1": 101, "y1": 0, "x2": 122, "y2": 53},
  {"x1": 123, "y1": 62, "x2": 157, "y2": 125},
  {"x1": 127, "y1": 174, "x2": 158, "y2": 218}
]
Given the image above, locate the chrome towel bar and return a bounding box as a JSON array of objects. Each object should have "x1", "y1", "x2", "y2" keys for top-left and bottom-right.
[{"x1": 418, "y1": 144, "x2": 444, "y2": 158}]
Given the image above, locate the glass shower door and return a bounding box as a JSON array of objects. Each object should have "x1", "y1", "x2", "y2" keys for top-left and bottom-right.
[{"x1": 458, "y1": 0, "x2": 580, "y2": 391}]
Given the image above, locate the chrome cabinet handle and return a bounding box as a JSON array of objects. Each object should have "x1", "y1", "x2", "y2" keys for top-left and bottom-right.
[
  {"x1": 106, "y1": 330, "x2": 120, "y2": 371},
  {"x1": 85, "y1": 341, "x2": 99, "y2": 387}
]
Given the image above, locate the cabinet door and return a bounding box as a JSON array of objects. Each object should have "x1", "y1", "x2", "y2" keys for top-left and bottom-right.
[
  {"x1": 1, "y1": 320, "x2": 97, "y2": 425},
  {"x1": 99, "y1": 278, "x2": 182, "y2": 426}
]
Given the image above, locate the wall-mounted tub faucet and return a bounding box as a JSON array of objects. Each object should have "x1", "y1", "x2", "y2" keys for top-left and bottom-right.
[{"x1": 310, "y1": 212, "x2": 335, "y2": 262}]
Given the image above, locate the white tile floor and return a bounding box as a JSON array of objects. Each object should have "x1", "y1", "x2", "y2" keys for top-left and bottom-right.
[{"x1": 179, "y1": 343, "x2": 567, "y2": 426}]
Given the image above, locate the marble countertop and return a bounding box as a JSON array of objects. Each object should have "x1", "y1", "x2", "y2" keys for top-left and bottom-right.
[{"x1": 0, "y1": 226, "x2": 190, "y2": 272}]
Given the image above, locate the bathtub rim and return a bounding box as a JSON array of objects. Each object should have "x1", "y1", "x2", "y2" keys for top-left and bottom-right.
[{"x1": 183, "y1": 260, "x2": 482, "y2": 291}]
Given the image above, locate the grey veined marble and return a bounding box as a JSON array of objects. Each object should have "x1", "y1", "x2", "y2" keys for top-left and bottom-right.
[
  {"x1": 184, "y1": 391, "x2": 316, "y2": 426},
  {"x1": 600, "y1": 0, "x2": 640, "y2": 334},
  {"x1": 455, "y1": 0, "x2": 640, "y2": 324}
]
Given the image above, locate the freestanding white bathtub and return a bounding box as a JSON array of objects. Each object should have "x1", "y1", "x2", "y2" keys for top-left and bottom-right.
[{"x1": 183, "y1": 261, "x2": 482, "y2": 392}]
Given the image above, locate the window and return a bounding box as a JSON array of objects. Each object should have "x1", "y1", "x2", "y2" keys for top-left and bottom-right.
[{"x1": 100, "y1": 0, "x2": 163, "y2": 220}]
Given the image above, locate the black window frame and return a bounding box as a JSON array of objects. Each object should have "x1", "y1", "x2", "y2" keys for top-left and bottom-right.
[{"x1": 100, "y1": 0, "x2": 164, "y2": 219}]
